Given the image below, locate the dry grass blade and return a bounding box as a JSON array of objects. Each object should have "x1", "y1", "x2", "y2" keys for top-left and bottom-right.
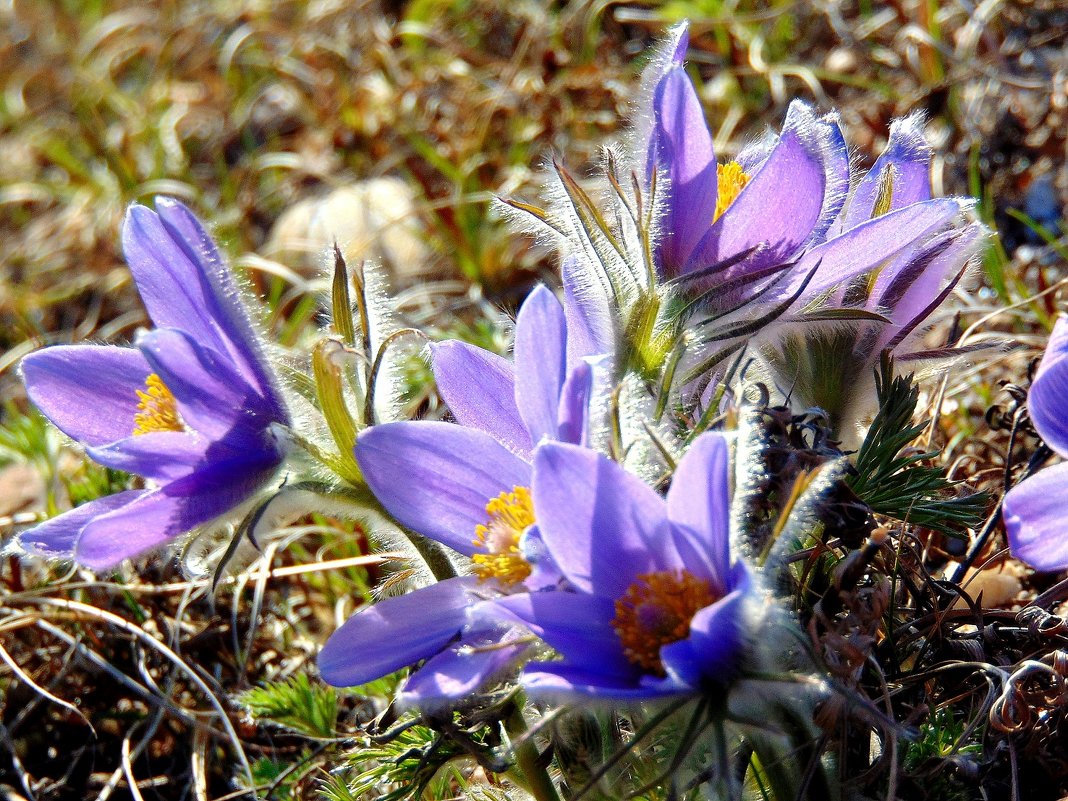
[
  {"x1": 0, "y1": 634, "x2": 94, "y2": 733},
  {"x1": 18, "y1": 597, "x2": 255, "y2": 786}
]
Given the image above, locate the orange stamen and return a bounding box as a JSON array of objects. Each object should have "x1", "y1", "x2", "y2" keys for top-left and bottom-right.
[{"x1": 612, "y1": 570, "x2": 717, "y2": 675}]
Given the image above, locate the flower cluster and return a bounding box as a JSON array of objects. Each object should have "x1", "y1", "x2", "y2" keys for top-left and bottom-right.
[
  {"x1": 14, "y1": 18, "x2": 1011, "y2": 801},
  {"x1": 318, "y1": 285, "x2": 756, "y2": 703}
]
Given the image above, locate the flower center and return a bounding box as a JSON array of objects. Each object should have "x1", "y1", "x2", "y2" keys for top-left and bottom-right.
[
  {"x1": 611, "y1": 570, "x2": 717, "y2": 675},
  {"x1": 714, "y1": 161, "x2": 750, "y2": 222},
  {"x1": 471, "y1": 486, "x2": 534, "y2": 586},
  {"x1": 133, "y1": 373, "x2": 183, "y2": 436}
]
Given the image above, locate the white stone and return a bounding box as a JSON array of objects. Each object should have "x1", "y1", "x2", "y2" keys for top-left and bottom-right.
[{"x1": 265, "y1": 177, "x2": 430, "y2": 281}]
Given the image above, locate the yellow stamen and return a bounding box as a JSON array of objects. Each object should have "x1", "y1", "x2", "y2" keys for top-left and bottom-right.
[
  {"x1": 132, "y1": 373, "x2": 183, "y2": 436},
  {"x1": 611, "y1": 570, "x2": 717, "y2": 675},
  {"x1": 471, "y1": 486, "x2": 535, "y2": 586},
  {"x1": 714, "y1": 161, "x2": 750, "y2": 222}
]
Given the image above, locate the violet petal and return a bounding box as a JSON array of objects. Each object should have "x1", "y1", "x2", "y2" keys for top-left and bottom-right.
[
  {"x1": 86, "y1": 431, "x2": 220, "y2": 483},
  {"x1": 517, "y1": 525, "x2": 563, "y2": 590},
  {"x1": 663, "y1": 565, "x2": 753, "y2": 686},
  {"x1": 398, "y1": 632, "x2": 530, "y2": 707},
  {"x1": 561, "y1": 255, "x2": 614, "y2": 368},
  {"x1": 520, "y1": 664, "x2": 685, "y2": 701},
  {"x1": 1003, "y1": 462, "x2": 1068, "y2": 572},
  {"x1": 430, "y1": 340, "x2": 531, "y2": 457},
  {"x1": 841, "y1": 114, "x2": 932, "y2": 232},
  {"x1": 355, "y1": 422, "x2": 531, "y2": 556},
  {"x1": 136, "y1": 327, "x2": 272, "y2": 440},
  {"x1": 872, "y1": 224, "x2": 986, "y2": 354},
  {"x1": 556, "y1": 361, "x2": 593, "y2": 446},
  {"x1": 648, "y1": 67, "x2": 718, "y2": 275},
  {"x1": 689, "y1": 102, "x2": 828, "y2": 275},
  {"x1": 809, "y1": 110, "x2": 851, "y2": 244},
  {"x1": 126, "y1": 199, "x2": 285, "y2": 414},
  {"x1": 514, "y1": 285, "x2": 568, "y2": 445},
  {"x1": 318, "y1": 577, "x2": 476, "y2": 687},
  {"x1": 781, "y1": 198, "x2": 970, "y2": 302},
  {"x1": 532, "y1": 442, "x2": 674, "y2": 597},
  {"x1": 491, "y1": 591, "x2": 636, "y2": 679},
  {"x1": 1026, "y1": 318, "x2": 1068, "y2": 456},
  {"x1": 75, "y1": 454, "x2": 279, "y2": 569},
  {"x1": 666, "y1": 432, "x2": 732, "y2": 590},
  {"x1": 17, "y1": 490, "x2": 146, "y2": 560},
  {"x1": 21, "y1": 345, "x2": 152, "y2": 447}
]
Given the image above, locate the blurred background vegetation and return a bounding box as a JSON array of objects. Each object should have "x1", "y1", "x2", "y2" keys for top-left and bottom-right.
[{"x1": 0, "y1": 1, "x2": 1065, "y2": 798}]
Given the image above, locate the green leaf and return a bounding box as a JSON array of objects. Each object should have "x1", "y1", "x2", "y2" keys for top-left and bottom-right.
[
  {"x1": 847, "y1": 355, "x2": 988, "y2": 535},
  {"x1": 240, "y1": 673, "x2": 338, "y2": 738}
]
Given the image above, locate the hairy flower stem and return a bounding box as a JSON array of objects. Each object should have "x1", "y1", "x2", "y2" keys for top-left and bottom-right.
[
  {"x1": 747, "y1": 700, "x2": 835, "y2": 801},
  {"x1": 507, "y1": 704, "x2": 561, "y2": 801},
  {"x1": 299, "y1": 484, "x2": 458, "y2": 583},
  {"x1": 399, "y1": 526, "x2": 458, "y2": 582}
]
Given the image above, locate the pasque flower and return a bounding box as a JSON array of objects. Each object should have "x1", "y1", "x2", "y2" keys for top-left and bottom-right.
[
  {"x1": 490, "y1": 432, "x2": 756, "y2": 700},
  {"x1": 318, "y1": 282, "x2": 609, "y2": 704},
  {"x1": 758, "y1": 114, "x2": 987, "y2": 432},
  {"x1": 517, "y1": 23, "x2": 978, "y2": 402},
  {"x1": 1003, "y1": 318, "x2": 1068, "y2": 571},
  {"x1": 643, "y1": 27, "x2": 846, "y2": 285},
  {"x1": 641, "y1": 26, "x2": 977, "y2": 311},
  {"x1": 17, "y1": 198, "x2": 290, "y2": 570}
]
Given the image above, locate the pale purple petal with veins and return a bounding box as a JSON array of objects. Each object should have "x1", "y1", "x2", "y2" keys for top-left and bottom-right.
[
  {"x1": 808, "y1": 110, "x2": 851, "y2": 245},
  {"x1": 21, "y1": 346, "x2": 152, "y2": 447},
  {"x1": 319, "y1": 577, "x2": 477, "y2": 687},
  {"x1": 430, "y1": 340, "x2": 531, "y2": 457},
  {"x1": 556, "y1": 360, "x2": 593, "y2": 446},
  {"x1": 872, "y1": 224, "x2": 986, "y2": 354},
  {"x1": 355, "y1": 422, "x2": 531, "y2": 556},
  {"x1": 136, "y1": 327, "x2": 273, "y2": 440},
  {"x1": 491, "y1": 591, "x2": 637, "y2": 679}
]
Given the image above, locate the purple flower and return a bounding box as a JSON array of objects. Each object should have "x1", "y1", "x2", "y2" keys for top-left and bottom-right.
[
  {"x1": 17, "y1": 198, "x2": 290, "y2": 570},
  {"x1": 640, "y1": 26, "x2": 976, "y2": 316},
  {"x1": 824, "y1": 114, "x2": 986, "y2": 357},
  {"x1": 318, "y1": 282, "x2": 608, "y2": 703},
  {"x1": 430, "y1": 281, "x2": 609, "y2": 459},
  {"x1": 1003, "y1": 318, "x2": 1068, "y2": 571},
  {"x1": 490, "y1": 433, "x2": 755, "y2": 700},
  {"x1": 757, "y1": 115, "x2": 987, "y2": 431},
  {"x1": 643, "y1": 26, "x2": 848, "y2": 285}
]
